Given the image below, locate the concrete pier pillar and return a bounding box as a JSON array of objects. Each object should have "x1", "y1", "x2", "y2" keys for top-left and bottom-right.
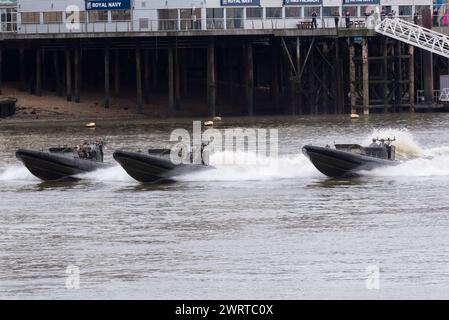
[
  {"x1": 74, "y1": 47, "x2": 80, "y2": 103},
  {"x1": 408, "y1": 45, "x2": 415, "y2": 111},
  {"x1": 104, "y1": 47, "x2": 110, "y2": 108},
  {"x1": 362, "y1": 38, "x2": 369, "y2": 115},
  {"x1": 135, "y1": 45, "x2": 143, "y2": 113},
  {"x1": 144, "y1": 49, "x2": 151, "y2": 104},
  {"x1": 245, "y1": 43, "x2": 254, "y2": 116},
  {"x1": 114, "y1": 50, "x2": 120, "y2": 96},
  {"x1": 65, "y1": 49, "x2": 72, "y2": 101},
  {"x1": 349, "y1": 42, "x2": 356, "y2": 115},
  {"x1": 207, "y1": 41, "x2": 216, "y2": 117},
  {"x1": 19, "y1": 47, "x2": 26, "y2": 92},
  {"x1": 35, "y1": 48, "x2": 42, "y2": 96},
  {"x1": 168, "y1": 47, "x2": 175, "y2": 113},
  {"x1": 53, "y1": 51, "x2": 62, "y2": 96}
]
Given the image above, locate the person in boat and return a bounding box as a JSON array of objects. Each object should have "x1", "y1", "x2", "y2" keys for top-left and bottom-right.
[
  {"x1": 369, "y1": 139, "x2": 379, "y2": 148},
  {"x1": 77, "y1": 141, "x2": 88, "y2": 159},
  {"x1": 76, "y1": 140, "x2": 104, "y2": 161}
]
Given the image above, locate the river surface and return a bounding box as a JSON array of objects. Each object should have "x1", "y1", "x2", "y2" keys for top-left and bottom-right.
[{"x1": 1, "y1": 114, "x2": 449, "y2": 299}]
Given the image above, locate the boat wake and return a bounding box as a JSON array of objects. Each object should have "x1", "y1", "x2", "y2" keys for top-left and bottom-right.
[
  {"x1": 0, "y1": 165, "x2": 37, "y2": 181},
  {"x1": 360, "y1": 128, "x2": 449, "y2": 177},
  {"x1": 3, "y1": 128, "x2": 449, "y2": 183},
  {"x1": 179, "y1": 151, "x2": 319, "y2": 182},
  {"x1": 75, "y1": 151, "x2": 320, "y2": 183}
]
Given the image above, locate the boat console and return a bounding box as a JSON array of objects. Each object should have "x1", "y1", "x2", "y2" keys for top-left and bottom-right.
[{"x1": 335, "y1": 138, "x2": 396, "y2": 161}]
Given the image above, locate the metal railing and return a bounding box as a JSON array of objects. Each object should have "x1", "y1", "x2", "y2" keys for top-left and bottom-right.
[
  {"x1": 375, "y1": 17, "x2": 449, "y2": 59},
  {"x1": 4, "y1": 16, "x2": 390, "y2": 35},
  {"x1": 416, "y1": 90, "x2": 441, "y2": 104},
  {"x1": 3, "y1": 14, "x2": 443, "y2": 35}
]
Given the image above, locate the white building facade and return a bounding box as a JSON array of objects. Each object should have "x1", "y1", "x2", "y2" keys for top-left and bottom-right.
[{"x1": 11, "y1": 0, "x2": 434, "y2": 34}]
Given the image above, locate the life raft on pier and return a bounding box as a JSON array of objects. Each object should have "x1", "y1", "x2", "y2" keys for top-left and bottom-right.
[{"x1": 0, "y1": 97, "x2": 17, "y2": 118}]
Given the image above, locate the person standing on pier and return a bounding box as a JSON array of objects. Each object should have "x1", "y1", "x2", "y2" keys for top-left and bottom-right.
[
  {"x1": 311, "y1": 10, "x2": 318, "y2": 29},
  {"x1": 433, "y1": 7, "x2": 439, "y2": 26},
  {"x1": 334, "y1": 10, "x2": 340, "y2": 28},
  {"x1": 414, "y1": 11, "x2": 419, "y2": 25},
  {"x1": 345, "y1": 11, "x2": 351, "y2": 28}
]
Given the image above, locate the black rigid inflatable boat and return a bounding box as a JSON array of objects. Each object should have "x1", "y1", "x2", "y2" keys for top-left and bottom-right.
[
  {"x1": 114, "y1": 148, "x2": 213, "y2": 183},
  {"x1": 302, "y1": 138, "x2": 399, "y2": 178},
  {"x1": 16, "y1": 142, "x2": 108, "y2": 181}
]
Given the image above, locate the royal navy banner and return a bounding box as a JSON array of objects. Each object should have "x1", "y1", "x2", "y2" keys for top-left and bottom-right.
[
  {"x1": 86, "y1": 0, "x2": 131, "y2": 11},
  {"x1": 221, "y1": 0, "x2": 261, "y2": 6},
  {"x1": 342, "y1": 0, "x2": 380, "y2": 5},
  {"x1": 283, "y1": 0, "x2": 323, "y2": 5}
]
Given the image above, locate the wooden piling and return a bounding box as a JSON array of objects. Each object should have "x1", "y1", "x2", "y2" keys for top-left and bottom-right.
[
  {"x1": 74, "y1": 47, "x2": 80, "y2": 103},
  {"x1": 114, "y1": 49, "x2": 120, "y2": 96},
  {"x1": 53, "y1": 51, "x2": 62, "y2": 96},
  {"x1": 362, "y1": 38, "x2": 369, "y2": 116},
  {"x1": 65, "y1": 49, "x2": 72, "y2": 101},
  {"x1": 135, "y1": 45, "x2": 143, "y2": 113},
  {"x1": 271, "y1": 40, "x2": 280, "y2": 110},
  {"x1": 395, "y1": 41, "x2": 403, "y2": 111},
  {"x1": 19, "y1": 47, "x2": 26, "y2": 92},
  {"x1": 383, "y1": 39, "x2": 389, "y2": 112},
  {"x1": 182, "y1": 49, "x2": 188, "y2": 96},
  {"x1": 144, "y1": 49, "x2": 151, "y2": 104},
  {"x1": 168, "y1": 46, "x2": 175, "y2": 113},
  {"x1": 295, "y1": 37, "x2": 301, "y2": 114},
  {"x1": 104, "y1": 47, "x2": 110, "y2": 108},
  {"x1": 175, "y1": 48, "x2": 181, "y2": 110},
  {"x1": 422, "y1": 8, "x2": 434, "y2": 105},
  {"x1": 207, "y1": 40, "x2": 216, "y2": 117},
  {"x1": 152, "y1": 50, "x2": 158, "y2": 90},
  {"x1": 408, "y1": 45, "x2": 415, "y2": 111},
  {"x1": 0, "y1": 46, "x2": 2, "y2": 95},
  {"x1": 349, "y1": 42, "x2": 356, "y2": 115},
  {"x1": 35, "y1": 47, "x2": 42, "y2": 96},
  {"x1": 245, "y1": 43, "x2": 254, "y2": 116},
  {"x1": 334, "y1": 39, "x2": 344, "y2": 114}
]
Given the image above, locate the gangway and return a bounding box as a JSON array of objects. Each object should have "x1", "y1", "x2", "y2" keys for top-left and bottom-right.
[{"x1": 375, "y1": 18, "x2": 449, "y2": 59}]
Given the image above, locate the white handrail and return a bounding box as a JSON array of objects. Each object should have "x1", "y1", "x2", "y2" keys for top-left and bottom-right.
[{"x1": 375, "y1": 18, "x2": 449, "y2": 58}]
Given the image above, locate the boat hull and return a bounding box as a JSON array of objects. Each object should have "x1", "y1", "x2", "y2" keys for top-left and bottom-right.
[
  {"x1": 113, "y1": 150, "x2": 212, "y2": 183},
  {"x1": 302, "y1": 145, "x2": 396, "y2": 178},
  {"x1": 16, "y1": 149, "x2": 107, "y2": 181}
]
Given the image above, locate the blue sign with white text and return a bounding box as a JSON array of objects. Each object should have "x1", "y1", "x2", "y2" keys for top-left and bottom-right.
[
  {"x1": 86, "y1": 0, "x2": 131, "y2": 11},
  {"x1": 283, "y1": 0, "x2": 323, "y2": 5},
  {"x1": 342, "y1": 0, "x2": 380, "y2": 4},
  {"x1": 221, "y1": 0, "x2": 261, "y2": 6}
]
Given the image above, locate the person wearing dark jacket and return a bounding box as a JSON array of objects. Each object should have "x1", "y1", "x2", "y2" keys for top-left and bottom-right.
[
  {"x1": 345, "y1": 11, "x2": 351, "y2": 28},
  {"x1": 311, "y1": 10, "x2": 318, "y2": 29},
  {"x1": 334, "y1": 10, "x2": 340, "y2": 28}
]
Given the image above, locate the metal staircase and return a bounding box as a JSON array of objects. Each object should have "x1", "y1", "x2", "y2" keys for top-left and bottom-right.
[{"x1": 375, "y1": 18, "x2": 449, "y2": 59}]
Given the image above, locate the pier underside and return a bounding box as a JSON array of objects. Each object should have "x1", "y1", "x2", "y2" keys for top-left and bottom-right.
[{"x1": 0, "y1": 32, "x2": 446, "y2": 116}]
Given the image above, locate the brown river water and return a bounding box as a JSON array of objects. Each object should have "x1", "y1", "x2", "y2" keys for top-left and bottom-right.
[{"x1": 1, "y1": 114, "x2": 449, "y2": 299}]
